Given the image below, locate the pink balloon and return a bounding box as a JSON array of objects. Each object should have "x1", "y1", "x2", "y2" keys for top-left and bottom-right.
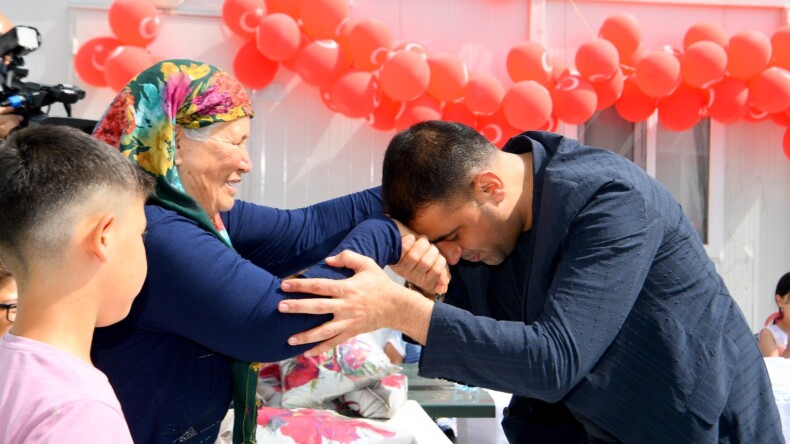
[
  {"x1": 772, "y1": 25, "x2": 790, "y2": 70},
  {"x1": 658, "y1": 83, "x2": 706, "y2": 131},
  {"x1": 441, "y1": 100, "x2": 477, "y2": 128},
  {"x1": 502, "y1": 81, "x2": 552, "y2": 130},
  {"x1": 684, "y1": 22, "x2": 728, "y2": 49},
  {"x1": 592, "y1": 67, "x2": 625, "y2": 110},
  {"x1": 615, "y1": 75, "x2": 658, "y2": 122},
  {"x1": 380, "y1": 50, "x2": 430, "y2": 102},
  {"x1": 395, "y1": 95, "x2": 441, "y2": 131},
  {"x1": 599, "y1": 13, "x2": 642, "y2": 58},
  {"x1": 477, "y1": 109, "x2": 520, "y2": 149},
  {"x1": 464, "y1": 74, "x2": 505, "y2": 116},
  {"x1": 256, "y1": 13, "x2": 301, "y2": 62}
]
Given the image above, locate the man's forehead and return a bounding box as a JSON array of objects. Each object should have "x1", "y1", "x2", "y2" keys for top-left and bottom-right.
[{"x1": 410, "y1": 203, "x2": 464, "y2": 239}]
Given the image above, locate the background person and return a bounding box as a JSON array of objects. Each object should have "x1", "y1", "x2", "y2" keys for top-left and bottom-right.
[
  {"x1": 90, "y1": 59, "x2": 448, "y2": 444},
  {"x1": 279, "y1": 121, "x2": 782, "y2": 443},
  {"x1": 0, "y1": 125, "x2": 154, "y2": 442},
  {"x1": 759, "y1": 272, "x2": 790, "y2": 357}
]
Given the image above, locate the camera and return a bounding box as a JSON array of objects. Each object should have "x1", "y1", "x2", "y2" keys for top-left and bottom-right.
[{"x1": 0, "y1": 25, "x2": 94, "y2": 133}]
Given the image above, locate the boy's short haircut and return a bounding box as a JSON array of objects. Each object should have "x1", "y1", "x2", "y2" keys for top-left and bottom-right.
[
  {"x1": 0, "y1": 125, "x2": 155, "y2": 274},
  {"x1": 0, "y1": 259, "x2": 11, "y2": 287}
]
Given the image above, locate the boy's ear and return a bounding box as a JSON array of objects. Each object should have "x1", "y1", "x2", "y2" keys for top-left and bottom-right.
[
  {"x1": 473, "y1": 171, "x2": 506, "y2": 204},
  {"x1": 83, "y1": 213, "x2": 115, "y2": 263}
]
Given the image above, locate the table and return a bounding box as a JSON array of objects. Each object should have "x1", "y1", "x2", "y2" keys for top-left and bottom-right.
[{"x1": 399, "y1": 363, "x2": 496, "y2": 419}]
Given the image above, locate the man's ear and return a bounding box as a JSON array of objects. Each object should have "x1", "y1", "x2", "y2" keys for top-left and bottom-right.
[
  {"x1": 83, "y1": 213, "x2": 115, "y2": 263},
  {"x1": 473, "y1": 171, "x2": 506, "y2": 204}
]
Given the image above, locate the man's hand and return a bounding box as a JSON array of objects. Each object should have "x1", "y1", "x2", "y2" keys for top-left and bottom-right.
[
  {"x1": 279, "y1": 250, "x2": 433, "y2": 357},
  {"x1": 0, "y1": 107, "x2": 22, "y2": 139},
  {"x1": 390, "y1": 220, "x2": 450, "y2": 296}
]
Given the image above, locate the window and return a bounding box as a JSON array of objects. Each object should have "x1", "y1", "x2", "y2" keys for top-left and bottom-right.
[{"x1": 578, "y1": 107, "x2": 646, "y2": 169}]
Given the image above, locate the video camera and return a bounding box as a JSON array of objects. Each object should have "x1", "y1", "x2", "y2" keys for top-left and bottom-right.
[{"x1": 0, "y1": 25, "x2": 94, "y2": 133}]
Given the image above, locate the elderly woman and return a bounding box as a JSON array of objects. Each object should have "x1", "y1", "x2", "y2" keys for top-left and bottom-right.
[{"x1": 91, "y1": 60, "x2": 446, "y2": 444}]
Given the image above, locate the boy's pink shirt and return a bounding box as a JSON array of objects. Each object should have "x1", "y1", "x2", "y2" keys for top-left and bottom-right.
[{"x1": 0, "y1": 333, "x2": 133, "y2": 443}]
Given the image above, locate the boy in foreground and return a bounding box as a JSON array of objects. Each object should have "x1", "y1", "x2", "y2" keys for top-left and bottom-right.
[{"x1": 0, "y1": 126, "x2": 154, "y2": 442}]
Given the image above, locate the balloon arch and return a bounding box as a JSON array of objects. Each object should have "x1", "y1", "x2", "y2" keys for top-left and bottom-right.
[{"x1": 72, "y1": 0, "x2": 790, "y2": 159}]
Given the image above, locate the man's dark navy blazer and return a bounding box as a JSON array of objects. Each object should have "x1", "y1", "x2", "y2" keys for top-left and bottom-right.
[{"x1": 417, "y1": 132, "x2": 782, "y2": 443}]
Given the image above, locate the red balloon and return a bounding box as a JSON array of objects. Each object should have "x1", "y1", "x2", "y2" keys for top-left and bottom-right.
[
  {"x1": 620, "y1": 43, "x2": 646, "y2": 74},
  {"x1": 727, "y1": 30, "x2": 772, "y2": 81},
  {"x1": 615, "y1": 75, "x2": 658, "y2": 122},
  {"x1": 635, "y1": 50, "x2": 681, "y2": 98},
  {"x1": 103, "y1": 46, "x2": 155, "y2": 92},
  {"x1": 441, "y1": 100, "x2": 477, "y2": 128},
  {"x1": 395, "y1": 95, "x2": 441, "y2": 131},
  {"x1": 683, "y1": 22, "x2": 728, "y2": 49},
  {"x1": 255, "y1": 13, "x2": 300, "y2": 62},
  {"x1": 576, "y1": 38, "x2": 619, "y2": 82},
  {"x1": 552, "y1": 74, "x2": 597, "y2": 125},
  {"x1": 592, "y1": 67, "x2": 625, "y2": 110},
  {"x1": 0, "y1": 12, "x2": 13, "y2": 34},
  {"x1": 222, "y1": 0, "x2": 264, "y2": 40},
  {"x1": 319, "y1": 85, "x2": 338, "y2": 112},
  {"x1": 549, "y1": 56, "x2": 569, "y2": 84},
  {"x1": 426, "y1": 53, "x2": 468, "y2": 102},
  {"x1": 347, "y1": 19, "x2": 393, "y2": 71},
  {"x1": 502, "y1": 81, "x2": 552, "y2": 130},
  {"x1": 265, "y1": 0, "x2": 301, "y2": 18},
  {"x1": 74, "y1": 37, "x2": 123, "y2": 87},
  {"x1": 743, "y1": 104, "x2": 770, "y2": 122},
  {"x1": 300, "y1": 0, "x2": 349, "y2": 40},
  {"x1": 109, "y1": 0, "x2": 160, "y2": 47},
  {"x1": 233, "y1": 41, "x2": 279, "y2": 90},
  {"x1": 708, "y1": 76, "x2": 749, "y2": 123},
  {"x1": 329, "y1": 70, "x2": 379, "y2": 118},
  {"x1": 478, "y1": 109, "x2": 520, "y2": 149},
  {"x1": 395, "y1": 41, "x2": 428, "y2": 57},
  {"x1": 380, "y1": 50, "x2": 430, "y2": 102},
  {"x1": 749, "y1": 67, "x2": 790, "y2": 114},
  {"x1": 681, "y1": 41, "x2": 727, "y2": 89},
  {"x1": 367, "y1": 94, "x2": 403, "y2": 132},
  {"x1": 658, "y1": 83, "x2": 706, "y2": 131},
  {"x1": 599, "y1": 13, "x2": 642, "y2": 59},
  {"x1": 506, "y1": 41, "x2": 552, "y2": 85},
  {"x1": 463, "y1": 74, "x2": 505, "y2": 116},
  {"x1": 783, "y1": 127, "x2": 790, "y2": 160},
  {"x1": 295, "y1": 40, "x2": 349, "y2": 88},
  {"x1": 770, "y1": 111, "x2": 790, "y2": 127},
  {"x1": 772, "y1": 25, "x2": 790, "y2": 70}
]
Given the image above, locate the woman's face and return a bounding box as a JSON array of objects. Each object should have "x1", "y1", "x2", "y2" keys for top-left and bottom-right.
[{"x1": 175, "y1": 117, "x2": 252, "y2": 215}]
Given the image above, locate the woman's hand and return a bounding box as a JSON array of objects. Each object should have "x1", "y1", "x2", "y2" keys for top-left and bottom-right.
[
  {"x1": 390, "y1": 219, "x2": 450, "y2": 296},
  {"x1": 0, "y1": 106, "x2": 22, "y2": 139}
]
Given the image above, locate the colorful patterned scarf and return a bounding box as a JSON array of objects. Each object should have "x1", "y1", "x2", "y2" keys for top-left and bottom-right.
[{"x1": 93, "y1": 59, "x2": 259, "y2": 444}]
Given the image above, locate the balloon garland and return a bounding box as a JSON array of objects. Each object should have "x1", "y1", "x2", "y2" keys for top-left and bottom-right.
[{"x1": 74, "y1": 0, "x2": 790, "y2": 158}]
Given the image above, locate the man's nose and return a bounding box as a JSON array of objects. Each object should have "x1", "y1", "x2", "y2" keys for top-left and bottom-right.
[{"x1": 437, "y1": 242, "x2": 462, "y2": 266}]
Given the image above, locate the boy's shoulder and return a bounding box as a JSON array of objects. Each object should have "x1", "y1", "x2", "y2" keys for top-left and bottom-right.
[{"x1": 0, "y1": 335, "x2": 132, "y2": 442}]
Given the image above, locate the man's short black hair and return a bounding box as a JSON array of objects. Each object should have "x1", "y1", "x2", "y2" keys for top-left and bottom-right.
[
  {"x1": 0, "y1": 125, "x2": 155, "y2": 273},
  {"x1": 382, "y1": 120, "x2": 497, "y2": 224}
]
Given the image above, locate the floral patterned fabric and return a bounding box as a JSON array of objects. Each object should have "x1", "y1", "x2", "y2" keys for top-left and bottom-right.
[
  {"x1": 339, "y1": 374, "x2": 408, "y2": 419},
  {"x1": 92, "y1": 59, "x2": 257, "y2": 444},
  {"x1": 279, "y1": 333, "x2": 394, "y2": 410}
]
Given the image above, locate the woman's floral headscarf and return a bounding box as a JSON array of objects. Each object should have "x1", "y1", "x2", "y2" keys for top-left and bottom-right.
[{"x1": 93, "y1": 59, "x2": 259, "y2": 444}]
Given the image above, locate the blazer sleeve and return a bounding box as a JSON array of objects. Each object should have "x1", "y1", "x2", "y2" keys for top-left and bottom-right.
[
  {"x1": 140, "y1": 208, "x2": 400, "y2": 363},
  {"x1": 221, "y1": 187, "x2": 385, "y2": 278},
  {"x1": 419, "y1": 181, "x2": 663, "y2": 401}
]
